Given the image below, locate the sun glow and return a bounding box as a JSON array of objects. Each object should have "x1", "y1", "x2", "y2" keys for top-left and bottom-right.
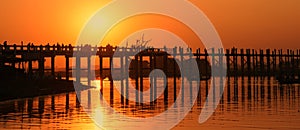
[{"x1": 101, "y1": 14, "x2": 205, "y2": 49}]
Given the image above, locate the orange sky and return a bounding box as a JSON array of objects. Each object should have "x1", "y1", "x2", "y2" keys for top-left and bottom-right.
[{"x1": 1, "y1": 0, "x2": 300, "y2": 49}]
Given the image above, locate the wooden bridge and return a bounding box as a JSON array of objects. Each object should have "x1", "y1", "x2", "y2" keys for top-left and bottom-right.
[{"x1": 1, "y1": 41, "x2": 300, "y2": 85}]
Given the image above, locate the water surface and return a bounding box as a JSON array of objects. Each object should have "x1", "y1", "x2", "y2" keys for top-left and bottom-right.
[{"x1": 0, "y1": 77, "x2": 300, "y2": 129}]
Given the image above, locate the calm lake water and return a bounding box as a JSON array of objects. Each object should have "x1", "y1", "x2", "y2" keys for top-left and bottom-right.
[{"x1": 0, "y1": 77, "x2": 300, "y2": 130}]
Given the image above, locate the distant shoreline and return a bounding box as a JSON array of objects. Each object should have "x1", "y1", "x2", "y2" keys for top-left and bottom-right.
[{"x1": 0, "y1": 79, "x2": 90, "y2": 102}]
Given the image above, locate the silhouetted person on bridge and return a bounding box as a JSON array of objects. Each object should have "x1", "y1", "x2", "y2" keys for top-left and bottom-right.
[
  {"x1": 106, "y1": 44, "x2": 113, "y2": 52},
  {"x1": 68, "y1": 44, "x2": 73, "y2": 51},
  {"x1": 31, "y1": 43, "x2": 35, "y2": 51},
  {"x1": 46, "y1": 43, "x2": 50, "y2": 51},
  {"x1": 27, "y1": 43, "x2": 31, "y2": 52},
  {"x1": 3, "y1": 41, "x2": 7, "y2": 51},
  {"x1": 57, "y1": 43, "x2": 61, "y2": 51}
]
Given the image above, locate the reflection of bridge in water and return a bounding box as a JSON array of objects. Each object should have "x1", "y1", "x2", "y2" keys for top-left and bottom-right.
[
  {"x1": 1, "y1": 41, "x2": 300, "y2": 105},
  {"x1": 0, "y1": 77, "x2": 299, "y2": 129},
  {"x1": 1, "y1": 41, "x2": 300, "y2": 129}
]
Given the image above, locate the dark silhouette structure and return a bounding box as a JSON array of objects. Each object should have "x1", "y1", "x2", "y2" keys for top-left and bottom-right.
[{"x1": 1, "y1": 41, "x2": 300, "y2": 101}]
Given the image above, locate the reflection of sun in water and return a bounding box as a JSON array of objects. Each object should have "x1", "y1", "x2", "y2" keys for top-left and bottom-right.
[{"x1": 94, "y1": 80, "x2": 101, "y2": 89}]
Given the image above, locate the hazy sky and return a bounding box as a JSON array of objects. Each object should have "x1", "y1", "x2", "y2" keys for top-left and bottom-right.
[{"x1": 0, "y1": 0, "x2": 300, "y2": 49}]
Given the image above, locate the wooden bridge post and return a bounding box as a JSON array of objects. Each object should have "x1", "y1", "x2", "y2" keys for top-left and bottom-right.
[
  {"x1": 246, "y1": 49, "x2": 251, "y2": 76},
  {"x1": 197, "y1": 48, "x2": 201, "y2": 100},
  {"x1": 76, "y1": 56, "x2": 81, "y2": 84},
  {"x1": 38, "y1": 57, "x2": 45, "y2": 78},
  {"x1": 255, "y1": 51, "x2": 260, "y2": 76},
  {"x1": 139, "y1": 53, "x2": 143, "y2": 104},
  {"x1": 272, "y1": 50, "x2": 277, "y2": 75},
  {"x1": 150, "y1": 51, "x2": 154, "y2": 103},
  {"x1": 173, "y1": 47, "x2": 177, "y2": 102},
  {"x1": 259, "y1": 50, "x2": 264, "y2": 76},
  {"x1": 125, "y1": 54, "x2": 129, "y2": 105},
  {"x1": 219, "y1": 48, "x2": 224, "y2": 95},
  {"x1": 233, "y1": 48, "x2": 238, "y2": 77},
  {"x1": 12, "y1": 44, "x2": 16, "y2": 68},
  {"x1": 65, "y1": 56, "x2": 70, "y2": 81},
  {"x1": 253, "y1": 49, "x2": 257, "y2": 77},
  {"x1": 99, "y1": 56, "x2": 103, "y2": 92},
  {"x1": 266, "y1": 49, "x2": 271, "y2": 77},
  {"x1": 292, "y1": 50, "x2": 295, "y2": 78},
  {"x1": 87, "y1": 56, "x2": 91, "y2": 86},
  {"x1": 135, "y1": 55, "x2": 139, "y2": 103},
  {"x1": 278, "y1": 49, "x2": 283, "y2": 77},
  {"x1": 226, "y1": 49, "x2": 230, "y2": 76},
  {"x1": 241, "y1": 49, "x2": 245, "y2": 77},
  {"x1": 109, "y1": 55, "x2": 114, "y2": 104},
  {"x1": 120, "y1": 54, "x2": 124, "y2": 105},
  {"x1": 180, "y1": 47, "x2": 185, "y2": 103},
  {"x1": 51, "y1": 56, "x2": 55, "y2": 77},
  {"x1": 205, "y1": 49, "x2": 209, "y2": 96},
  {"x1": 287, "y1": 49, "x2": 290, "y2": 79},
  {"x1": 189, "y1": 48, "x2": 193, "y2": 104},
  {"x1": 212, "y1": 48, "x2": 216, "y2": 102},
  {"x1": 153, "y1": 52, "x2": 157, "y2": 102},
  {"x1": 28, "y1": 60, "x2": 33, "y2": 78},
  {"x1": 164, "y1": 46, "x2": 168, "y2": 104}
]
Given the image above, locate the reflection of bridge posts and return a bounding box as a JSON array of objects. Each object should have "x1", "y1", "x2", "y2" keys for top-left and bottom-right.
[
  {"x1": 66, "y1": 93, "x2": 69, "y2": 111},
  {"x1": 27, "y1": 98, "x2": 33, "y2": 118},
  {"x1": 38, "y1": 97, "x2": 45, "y2": 115},
  {"x1": 51, "y1": 96, "x2": 55, "y2": 110},
  {"x1": 247, "y1": 76, "x2": 252, "y2": 101},
  {"x1": 76, "y1": 92, "x2": 81, "y2": 108},
  {"x1": 233, "y1": 76, "x2": 238, "y2": 102},
  {"x1": 241, "y1": 76, "x2": 245, "y2": 103},
  {"x1": 227, "y1": 76, "x2": 231, "y2": 103},
  {"x1": 88, "y1": 90, "x2": 91, "y2": 109},
  {"x1": 267, "y1": 77, "x2": 271, "y2": 104},
  {"x1": 110, "y1": 80, "x2": 114, "y2": 106}
]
